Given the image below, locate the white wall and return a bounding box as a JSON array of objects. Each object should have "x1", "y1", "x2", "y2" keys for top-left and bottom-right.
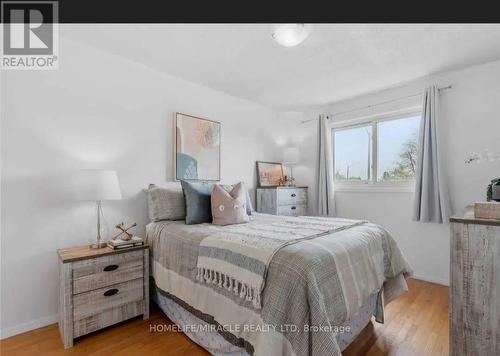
[
  {"x1": 279, "y1": 60, "x2": 500, "y2": 286},
  {"x1": 0, "y1": 34, "x2": 279, "y2": 338}
]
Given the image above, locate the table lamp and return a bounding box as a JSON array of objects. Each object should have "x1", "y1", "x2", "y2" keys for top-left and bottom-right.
[
  {"x1": 76, "y1": 170, "x2": 122, "y2": 248},
  {"x1": 283, "y1": 147, "x2": 299, "y2": 186}
]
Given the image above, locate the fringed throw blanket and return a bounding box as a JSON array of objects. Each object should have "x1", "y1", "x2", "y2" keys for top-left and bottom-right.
[{"x1": 196, "y1": 215, "x2": 367, "y2": 308}]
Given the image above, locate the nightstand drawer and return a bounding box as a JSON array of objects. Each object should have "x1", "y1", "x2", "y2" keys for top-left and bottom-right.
[
  {"x1": 73, "y1": 278, "x2": 144, "y2": 321},
  {"x1": 278, "y1": 188, "x2": 307, "y2": 205},
  {"x1": 73, "y1": 258, "x2": 144, "y2": 294},
  {"x1": 278, "y1": 204, "x2": 307, "y2": 216},
  {"x1": 73, "y1": 300, "x2": 144, "y2": 338},
  {"x1": 72, "y1": 250, "x2": 144, "y2": 279}
]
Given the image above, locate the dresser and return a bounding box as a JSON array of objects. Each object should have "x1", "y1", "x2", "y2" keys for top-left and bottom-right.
[
  {"x1": 256, "y1": 186, "x2": 308, "y2": 216},
  {"x1": 57, "y1": 245, "x2": 149, "y2": 348},
  {"x1": 450, "y1": 212, "x2": 500, "y2": 356}
]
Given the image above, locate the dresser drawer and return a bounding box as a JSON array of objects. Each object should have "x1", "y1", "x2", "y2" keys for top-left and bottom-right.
[
  {"x1": 73, "y1": 278, "x2": 144, "y2": 321},
  {"x1": 73, "y1": 257, "x2": 144, "y2": 294},
  {"x1": 278, "y1": 204, "x2": 307, "y2": 216},
  {"x1": 278, "y1": 188, "x2": 307, "y2": 205},
  {"x1": 72, "y1": 250, "x2": 144, "y2": 279}
]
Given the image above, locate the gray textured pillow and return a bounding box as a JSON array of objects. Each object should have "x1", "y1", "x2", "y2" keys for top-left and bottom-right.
[
  {"x1": 181, "y1": 180, "x2": 214, "y2": 225},
  {"x1": 147, "y1": 183, "x2": 186, "y2": 221}
]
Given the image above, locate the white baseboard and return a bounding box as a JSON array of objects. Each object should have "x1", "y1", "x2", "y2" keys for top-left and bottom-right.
[
  {"x1": 411, "y1": 274, "x2": 449, "y2": 287},
  {"x1": 0, "y1": 314, "x2": 58, "y2": 340}
]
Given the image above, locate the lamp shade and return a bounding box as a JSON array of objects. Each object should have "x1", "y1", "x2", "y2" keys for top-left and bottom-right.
[
  {"x1": 283, "y1": 147, "x2": 300, "y2": 165},
  {"x1": 75, "y1": 170, "x2": 122, "y2": 201}
]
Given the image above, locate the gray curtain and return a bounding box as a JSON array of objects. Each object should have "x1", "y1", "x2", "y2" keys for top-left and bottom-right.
[
  {"x1": 413, "y1": 86, "x2": 450, "y2": 223},
  {"x1": 316, "y1": 115, "x2": 336, "y2": 216}
]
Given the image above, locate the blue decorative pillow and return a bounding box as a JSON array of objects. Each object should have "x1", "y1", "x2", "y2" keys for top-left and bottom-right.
[{"x1": 181, "y1": 180, "x2": 214, "y2": 224}]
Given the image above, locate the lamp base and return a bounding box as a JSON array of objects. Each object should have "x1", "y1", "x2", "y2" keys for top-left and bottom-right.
[{"x1": 90, "y1": 241, "x2": 108, "y2": 249}]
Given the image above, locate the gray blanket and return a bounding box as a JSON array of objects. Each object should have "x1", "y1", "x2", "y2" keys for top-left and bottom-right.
[
  {"x1": 197, "y1": 215, "x2": 367, "y2": 309},
  {"x1": 146, "y1": 213, "x2": 412, "y2": 356}
]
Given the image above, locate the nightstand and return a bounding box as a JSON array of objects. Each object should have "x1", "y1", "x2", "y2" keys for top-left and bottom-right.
[
  {"x1": 256, "y1": 186, "x2": 308, "y2": 216},
  {"x1": 57, "y1": 245, "x2": 149, "y2": 348}
]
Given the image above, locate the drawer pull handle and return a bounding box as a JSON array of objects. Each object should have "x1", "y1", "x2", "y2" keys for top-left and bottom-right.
[
  {"x1": 291, "y1": 206, "x2": 297, "y2": 210},
  {"x1": 291, "y1": 193, "x2": 296, "y2": 197},
  {"x1": 103, "y1": 288, "x2": 119, "y2": 297},
  {"x1": 103, "y1": 264, "x2": 119, "y2": 272}
]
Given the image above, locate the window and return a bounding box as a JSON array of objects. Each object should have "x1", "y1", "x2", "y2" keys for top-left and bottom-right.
[
  {"x1": 333, "y1": 112, "x2": 421, "y2": 188},
  {"x1": 334, "y1": 124, "x2": 372, "y2": 182},
  {"x1": 377, "y1": 115, "x2": 420, "y2": 182}
]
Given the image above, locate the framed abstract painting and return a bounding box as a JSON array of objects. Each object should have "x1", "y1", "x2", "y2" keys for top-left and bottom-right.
[
  {"x1": 174, "y1": 113, "x2": 221, "y2": 181},
  {"x1": 256, "y1": 161, "x2": 284, "y2": 187}
]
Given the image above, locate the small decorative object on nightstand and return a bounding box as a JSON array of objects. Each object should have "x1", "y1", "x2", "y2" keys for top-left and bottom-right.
[
  {"x1": 256, "y1": 186, "x2": 308, "y2": 216},
  {"x1": 113, "y1": 222, "x2": 137, "y2": 241},
  {"x1": 57, "y1": 244, "x2": 149, "y2": 348}
]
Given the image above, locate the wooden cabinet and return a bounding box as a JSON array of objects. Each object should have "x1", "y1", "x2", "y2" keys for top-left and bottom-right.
[
  {"x1": 256, "y1": 187, "x2": 308, "y2": 216},
  {"x1": 450, "y1": 213, "x2": 500, "y2": 356},
  {"x1": 57, "y1": 245, "x2": 149, "y2": 348}
]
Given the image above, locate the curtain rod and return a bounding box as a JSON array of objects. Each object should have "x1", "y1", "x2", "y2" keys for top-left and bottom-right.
[{"x1": 301, "y1": 85, "x2": 452, "y2": 124}]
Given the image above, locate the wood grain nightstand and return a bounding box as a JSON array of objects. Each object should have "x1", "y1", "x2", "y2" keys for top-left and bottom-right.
[{"x1": 57, "y1": 245, "x2": 149, "y2": 348}]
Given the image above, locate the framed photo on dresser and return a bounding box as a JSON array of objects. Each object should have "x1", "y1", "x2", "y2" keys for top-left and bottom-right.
[{"x1": 256, "y1": 161, "x2": 284, "y2": 187}]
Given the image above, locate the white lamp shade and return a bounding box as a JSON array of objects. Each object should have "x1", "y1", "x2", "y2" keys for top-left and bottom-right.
[
  {"x1": 75, "y1": 170, "x2": 122, "y2": 201},
  {"x1": 283, "y1": 147, "x2": 300, "y2": 165}
]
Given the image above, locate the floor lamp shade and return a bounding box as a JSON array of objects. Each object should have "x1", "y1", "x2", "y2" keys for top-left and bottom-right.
[{"x1": 75, "y1": 170, "x2": 122, "y2": 201}]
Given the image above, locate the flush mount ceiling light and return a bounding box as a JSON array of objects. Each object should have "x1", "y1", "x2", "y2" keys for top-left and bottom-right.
[{"x1": 272, "y1": 24, "x2": 311, "y2": 47}]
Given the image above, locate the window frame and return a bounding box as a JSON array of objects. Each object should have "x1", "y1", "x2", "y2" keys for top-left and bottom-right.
[{"x1": 331, "y1": 108, "x2": 421, "y2": 192}]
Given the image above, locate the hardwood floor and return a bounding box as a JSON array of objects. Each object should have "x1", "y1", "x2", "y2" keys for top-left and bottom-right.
[
  {"x1": 343, "y1": 278, "x2": 449, "y2": 356},
  {"x1": 0, "y1": 278, "x2": 448, "y2": 356}
]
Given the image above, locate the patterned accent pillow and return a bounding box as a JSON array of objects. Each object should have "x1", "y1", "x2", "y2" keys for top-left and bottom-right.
[
  {"x1": 147, "y1": 183, "x2": 186, "y2": 221},
  {"x1": 221, "y1": 183, "x2": 253, "y2": 215},
  {"x1": 212, "y1": 182, "x2": 250, "y2": 226}
]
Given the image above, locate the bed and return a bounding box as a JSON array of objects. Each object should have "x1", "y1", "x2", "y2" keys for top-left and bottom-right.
[{"x1": 145, "y1": 212, "x2": 412, "y2": 356}]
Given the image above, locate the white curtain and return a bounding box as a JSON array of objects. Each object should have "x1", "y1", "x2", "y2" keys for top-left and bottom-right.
[
  {"x1": 316, "y1": 115, "x2": 336, "y2": 216},
  {"x1": 413, "y1": 86, "x2": 450, "y2": 223}
]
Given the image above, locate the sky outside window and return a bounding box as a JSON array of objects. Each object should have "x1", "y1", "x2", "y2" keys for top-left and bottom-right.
[
  {"x1": 334, "y1": 125, "x2": 372, "y2": 181},
  {"x1": 378, "y1": 116, "x2": 420, "y2": 181}
]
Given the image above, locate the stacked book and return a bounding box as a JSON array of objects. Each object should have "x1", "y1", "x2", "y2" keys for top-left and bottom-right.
[{"x1": 107, "y1": 236, "x2": 144, "y2": 250}]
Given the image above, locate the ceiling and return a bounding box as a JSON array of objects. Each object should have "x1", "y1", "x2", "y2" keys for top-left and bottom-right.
[{"x1": 64, "y1": 24, "x2": 500, "y2": 111}]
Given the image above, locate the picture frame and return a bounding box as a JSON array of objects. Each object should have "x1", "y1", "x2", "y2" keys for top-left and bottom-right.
[
  {"x1": 174, "y1": 113, "x2": 221, "y2": 181},
  {"x1": 256, "y1": 161, "x2": 284, "y2": 187}
]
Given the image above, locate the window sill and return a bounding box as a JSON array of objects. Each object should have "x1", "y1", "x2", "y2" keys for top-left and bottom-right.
[{"x1": 334, "y1": 183, "x2": 415, "y2": 193}]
